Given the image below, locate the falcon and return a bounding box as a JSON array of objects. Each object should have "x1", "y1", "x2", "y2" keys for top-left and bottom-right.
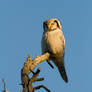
[{"x1": 41, "y1": 18, "x2": 68, "y2": 83}]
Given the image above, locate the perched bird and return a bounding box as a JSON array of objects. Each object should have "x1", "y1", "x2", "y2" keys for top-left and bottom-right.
[{"x1": 41, "y1": 18, "x2": 68, "y2": 83}]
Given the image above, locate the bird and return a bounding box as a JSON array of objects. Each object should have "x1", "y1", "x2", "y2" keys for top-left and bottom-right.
[{"x1": 41, "y1": 18, "x2": 68, "y2": 83}]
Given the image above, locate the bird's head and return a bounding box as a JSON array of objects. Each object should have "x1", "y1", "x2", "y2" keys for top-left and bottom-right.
[{"x1": 43, "y1": 18, "x2": 62, "y2": 32}]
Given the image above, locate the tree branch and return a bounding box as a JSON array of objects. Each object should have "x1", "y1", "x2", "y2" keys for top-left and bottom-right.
[
  {"x1": 21, "y1": 52, "x2": 51, "y2": 92},
  {"x1": 2, "y1": 79, "x2": 9, "y2": 92}
]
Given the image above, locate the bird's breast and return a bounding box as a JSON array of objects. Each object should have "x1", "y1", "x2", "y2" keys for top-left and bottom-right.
[{"x1": 45, "y1": 30, "x2": 64, "y2": 56}]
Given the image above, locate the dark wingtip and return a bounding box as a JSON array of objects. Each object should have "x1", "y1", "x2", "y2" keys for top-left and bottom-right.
[
  {"x1": 63, "y1": 72, "x2": 69, "y2": 83},
  {"x1": 63, "y1": 73, "x2": 68, "y2": 83},
  {"x1": 58, "y1": 65, "x2": 68, "y2": 83},
  {"x1": 64, "y1": 78, "x2": 68, "y2": 83}
]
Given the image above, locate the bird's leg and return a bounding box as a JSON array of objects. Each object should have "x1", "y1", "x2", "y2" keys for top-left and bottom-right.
[{"x1": 46, "y1": 59, "x2": 54, "y2": 69}]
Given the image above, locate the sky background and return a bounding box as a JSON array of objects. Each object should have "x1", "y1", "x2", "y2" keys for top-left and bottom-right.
[{"x1": 0, "y1": 0, "x2": 92, "y2": 92}]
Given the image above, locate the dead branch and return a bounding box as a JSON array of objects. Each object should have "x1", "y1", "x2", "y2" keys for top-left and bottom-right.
[
  {"x1": 33, "y1": 85, "x2": 51, "y2": 92},
  {"x1": 2, "y1": 79, "x2": 9, "y2": 92},
  {"x1": 21, "y1": 52, "x2": 51, "y2": 92}
]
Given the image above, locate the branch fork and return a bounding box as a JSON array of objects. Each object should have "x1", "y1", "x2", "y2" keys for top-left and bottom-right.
[{"x1": 21, "y1": 52, "x2": 51, "y2": 92}]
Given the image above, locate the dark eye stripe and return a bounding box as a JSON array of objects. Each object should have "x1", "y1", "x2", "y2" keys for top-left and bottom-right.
[
  {"x1": 54, "y1": 20, "x2": 60, "y2": 28},
  {"x1": 43, "y1": 22, "x2": 48, "y2": 31},
  {"x1": 43, "y1": 22, "x2": 48, "y2": 27}
]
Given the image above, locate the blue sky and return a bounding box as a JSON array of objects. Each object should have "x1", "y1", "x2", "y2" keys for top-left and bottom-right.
[{"x1": 0, "y1": 0, "x2": 92, "y2": 92}]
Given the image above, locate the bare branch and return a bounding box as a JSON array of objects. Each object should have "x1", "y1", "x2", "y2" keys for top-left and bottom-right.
[
  {"x1": 21, "y1": 52, "x2": 51, "y2": 92},
  {"x1": 2, "y1": 79, "x2": 6, "y2": 91},
  {"x1": 2, "y1": 79, "x2": 9, "y2": 92},
  {"x1": 33, "y1": 85, "x2": 51, "y2": 92}
]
